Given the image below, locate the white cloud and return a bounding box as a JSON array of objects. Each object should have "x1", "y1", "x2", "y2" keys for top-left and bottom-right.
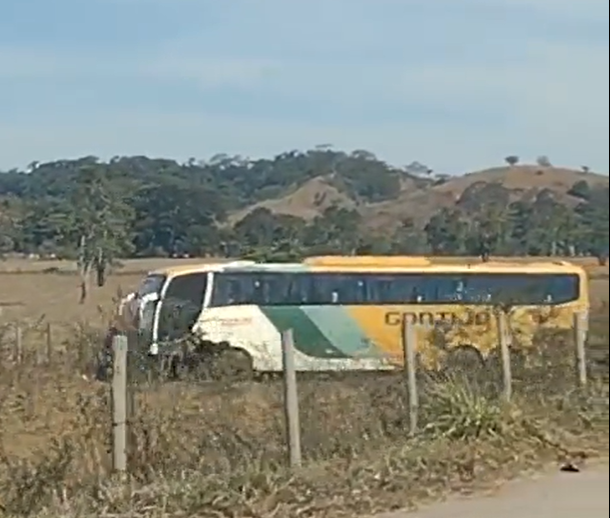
[{"x1": 0, "y1": 0, "x2": 607, "y2": 173}]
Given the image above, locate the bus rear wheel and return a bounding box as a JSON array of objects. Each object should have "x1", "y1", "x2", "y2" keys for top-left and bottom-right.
[{"x1": 441, "y1": 345, "x2": 485, "y2": 377}]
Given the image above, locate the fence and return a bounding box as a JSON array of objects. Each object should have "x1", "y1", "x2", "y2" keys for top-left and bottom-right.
[
  {"x1": 107, "y1": 310, "x2": 590, "y2": 472},
  {"x1": 0, "y1": 320, "x2": 99, "y2": 368},
  {"x1": 0, "y1": 321, "x2": 55, "y2": 365}
]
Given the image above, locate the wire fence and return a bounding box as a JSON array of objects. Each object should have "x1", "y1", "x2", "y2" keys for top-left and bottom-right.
[
  {"x1": 0, "y1": 319, "x2": 101, "y2": 372},
  {"x1": 99, "y1": 310, "x2": 596, "y2": 472},
  {"x1": 0, "y1": 311, "x2": 607, "y2": 466},
  {"x1": 0, "y1": 309, "x2": 607, "y2": 516}
]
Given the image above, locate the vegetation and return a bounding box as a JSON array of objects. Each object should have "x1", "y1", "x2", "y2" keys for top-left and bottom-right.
[
  {"x1": 0, "y1": 148, "x2": 608, "y2": 517},
  {"x1": 1, "y1": 150, "x2": 608, "y2": 278},
  {"x1": 0, "y1": 316, "x2": 607, "y2": 517}
]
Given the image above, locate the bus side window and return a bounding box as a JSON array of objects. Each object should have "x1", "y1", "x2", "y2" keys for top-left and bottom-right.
[
  {"x1": 454, "y1": 279, "x2": 465, "y2": 301},
  {"x1": 413, "y1": 290, "x2": 423, "y2": 303},
  {"x1": 306, "y1": 274, "x2": 327, "y2": 304},
  {"x1": 252, "y1": 278, "x2": 262, "y2": 303},
  {"x1": 329, "y1": 274, "x2": 344, "y2": 303},
  {"x1": 289, "y1": 274, "x2": 308, "y2": 304},
  {"x1": 227, "y1": 279, "x2": 243, "y2": 304},
  {"x1": 355, "y1": 279, "x2": 367, "y2": 303},
  {"x1": 370, "y1": 276, "x2": 393, "y2": 304},
  {"x1": 332, "y1": 275, "x2": 366, "y2": 304}
]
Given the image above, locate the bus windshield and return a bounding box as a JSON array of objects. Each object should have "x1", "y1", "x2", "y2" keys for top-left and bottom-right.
[
  {"x1": 138, "y1": 299, "x2": 157, "y2": 347},
  {"x1": 157, "y1": 272, "x2": 208, "y2": 342},
  {"x1": 137, "y1": 274, "x2": 166, "y2": 298},
  {"x1": 210, "y1": 271, "x2": 580, "y2": 307}
]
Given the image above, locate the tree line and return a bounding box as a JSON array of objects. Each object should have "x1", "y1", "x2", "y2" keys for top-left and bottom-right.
[{"x1": 0, "y1": 149, "x2": 608, "y2": 292}]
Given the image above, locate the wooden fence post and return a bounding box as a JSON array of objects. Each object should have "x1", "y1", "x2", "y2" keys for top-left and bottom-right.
[
  {"x1": 496, "y1": 311, "x2": 512, "y2": 402},
  {"x1": 46, "y1": 322, "x2": 53, "y2": 365},
  {"x1": 111, "y1": 334, "x2": 128, "y2": 473},
  {"x1": 14, "y1": 324, "x2": 23, "y2": 364},
  {"x1": 573, "y1": 312, "x2": 587, "y2": 388},
  {"x1": 402, "y1": 317, "x2": 419, "y2": 435},
  {"x1": 281, "y1": 329, "x2": 302, "y2": 468},
  {"x1": 36, "y1": 336, "x2": 43, "y2": 366},
  {"x1": 125, "y1": 330, "x2": 139, "y2": 457}
]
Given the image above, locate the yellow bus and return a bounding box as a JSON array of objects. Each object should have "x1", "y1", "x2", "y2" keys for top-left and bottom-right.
[{"x1": 115, "y1": 256, "x2": 589, "y2": 378}]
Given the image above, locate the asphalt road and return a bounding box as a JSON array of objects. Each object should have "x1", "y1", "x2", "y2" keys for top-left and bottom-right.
[{"x1": 373, "y1": 462, "x2": 609, "y2": 518}]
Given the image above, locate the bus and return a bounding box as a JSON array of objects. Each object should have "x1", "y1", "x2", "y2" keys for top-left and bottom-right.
[{"x1": 121, "y1": 257, "x2": 589, "y2": 379}]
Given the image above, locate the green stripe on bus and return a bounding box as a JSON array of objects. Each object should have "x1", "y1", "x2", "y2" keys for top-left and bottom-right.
[
  {"x1": 300, "y1": 305, "x2": 374, "y2": 357},
  {"x1": 260, "y1": 306, "x2": 349, "y2": 359}
]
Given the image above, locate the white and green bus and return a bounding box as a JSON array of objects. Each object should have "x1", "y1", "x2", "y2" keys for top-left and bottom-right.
[{"x1": 112, "y1": 257, "x2": 588, "y2": 380}]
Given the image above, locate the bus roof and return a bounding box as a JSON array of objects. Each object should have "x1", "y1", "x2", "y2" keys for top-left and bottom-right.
[
  {"x1": 148, "y1": 258, "x2": 587, "y2": 277},
  {"x1": 304, "y1": 255, "x2": 432, "y2": 267},
  {"x1": 148, "y1": 260, "x2": 256, "y2": 277},
  {"x1": 224, "y1": 259, "x2": 586, "y2": 275},
  {"x1": 322, "y1": 261, "x2": 586, "y2": 275}
]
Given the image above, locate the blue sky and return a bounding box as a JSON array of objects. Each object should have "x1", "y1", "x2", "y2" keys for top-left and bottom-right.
[{"x1": 0, "y1": 0, "x2": 608, "y2": 174}]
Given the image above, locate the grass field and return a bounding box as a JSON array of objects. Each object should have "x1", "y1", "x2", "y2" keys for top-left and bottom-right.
[
  {"x1": 0, "y1": 256, "x2": 608, "y2": 517},
  {"x1": 0, "y1": 344, "x2": 607, "y2": 517}
]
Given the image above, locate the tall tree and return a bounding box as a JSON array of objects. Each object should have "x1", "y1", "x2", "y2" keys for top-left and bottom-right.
[
  {"x1": 61, "y1": 165, "x2": 135, "y2": 302},
  {"x1": 424, "y1": 208, "x2": 468, "y2": 254},
  {"x1": 576, "y1": 188, "x2": 609, "y2": 264}
]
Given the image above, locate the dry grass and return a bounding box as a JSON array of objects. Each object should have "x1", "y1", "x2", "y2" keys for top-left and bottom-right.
[
  {"x1": 227, "y1": 176, "x2": 357, "y2": 224},
  {"x1": 0, "y1": 314, "x2": 607, "y2": 517},
  {"x1": 0, "y1": 258, "x2": 228, "y2": 325},
  {"x1": 0, "y1": 256, "x2": 608, "y2": 517},
  {"x1": 0, "y1": 257, "x2": 228, "y2": 274},
  {"x1": 434, "y1": 165, "x2": 608, "y2": 196}
]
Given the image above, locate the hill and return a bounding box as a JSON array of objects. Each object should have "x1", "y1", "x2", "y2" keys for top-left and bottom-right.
[
  {"x1": 226, "y1": 161, "x2": 607, "y2": 232},
  {"x1": 227, "y1": 175, "x2": 357, "y2": 225},
  {"x1": 365, "y1": 165, "x2": 608, "y2": 230},
  {"x1": 0, "y1": 150, "x2": 607, "y2": 262}
]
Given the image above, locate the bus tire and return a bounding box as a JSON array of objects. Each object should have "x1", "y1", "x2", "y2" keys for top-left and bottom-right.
[
  {"x1": 442, "y1": 345, "x2": 485, "y2": 376},
  {"x1": 486, "y1": 347, "x2": 526, "y2": 380},
  {"x1": 170, "y1": 354, "x2": 190, "y2": 381},
  {"x1": 94, "y1": 350, "x2": 112, "y2": 382},
  {"x1": 210, "y1": 347, "x2": 254, "y2": 382}
]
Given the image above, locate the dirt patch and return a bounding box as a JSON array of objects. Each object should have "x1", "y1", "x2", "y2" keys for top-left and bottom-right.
[
  {"x1": 228, "y1": 175, "x2": 357, "y2": 224},
  {"x1": 373, "y1": 462, "x2": 609, "y2": 518}
]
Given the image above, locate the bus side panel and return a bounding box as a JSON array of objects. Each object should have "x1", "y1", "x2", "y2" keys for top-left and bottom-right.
[
  {"x1": 509, "y1": 304, "x2": 579, "y2": 347},
  {"x1": 259, "y1": 305, "x2": 396, "y2": 371},
  {"x1": 197, "y1": 305, "x2": 395, "y2": 372},
  {"x1": 196, "y1": 303, "x2": 583, "y2": 373},
  {"x1": 196, "y1": 306, "x2": 281, "y2": 371},
  {"x1": 346, "y1": 303, "x2": 581, "y2": 369},
  {"x1": 345, "y1": 304, "x2": 501, "y2": 369}
]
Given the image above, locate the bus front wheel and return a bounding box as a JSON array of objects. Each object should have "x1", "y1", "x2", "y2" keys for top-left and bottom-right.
[{"x1": 210, "y1": 347, "x2": 254, "y2": 382}]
